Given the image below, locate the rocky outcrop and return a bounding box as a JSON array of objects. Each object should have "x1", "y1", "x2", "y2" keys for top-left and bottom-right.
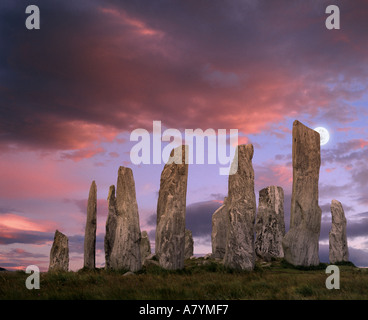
[
  {"x1": 155, "y1": 145, "x2": 189, "y2": 270},
  {"x1": 49, "y1": 230, "x2": 69, "y2": 272},
  {"x1": 282, "y1": 120, "x2": 322, "y2": 266},
  {"x1": 223, "y1": 144, "x2": 256, "y2": 270},
  {"x1": 211, "y1": 197, "x2": 228, "y2": 259},
  {"x1": 104, "y1": 185, "x2": 118, "y2": 269},
  {"x1": 110, "y1": 167, "x2": 142, "y2": 272},
  {"x1": 329, "y1": 200, "x2": 349, "y2": 264},
  {"x1": 84, "y1": 180, "x2": 97, "y2": 269},
  {"x1": 255, "y1": 186, "x2": 285, "y2": 261},
  {"x1": 184, "y1": 229, "x2": 194, "y2": 259},
  {"x1": 140, "y1": 231, "x2": 151, "y2": 261}
]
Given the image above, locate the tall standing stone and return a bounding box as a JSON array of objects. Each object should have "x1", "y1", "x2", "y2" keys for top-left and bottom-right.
[
  {"x1": 49, "y1": 230, "x2": 69, "y2": 272},
  {"x1": 184, "y1": 229, "x2": 194, "y2": 259},
  {"x1": 140, "y1": 231, "x2": 151, "y2": 261},
  {"x1": 282, "y1": 120, "x2": 322, "y2": 266},
  {"x1": 110, "y1": 167, "x2": 142, "y2": 272},
  {"x1": 104, "y1": 185, "x2": 118, "y2": 269},
  {"x1": 255, "y1": 186, "x2": 285, "y2": 261},
  {"x1": 156, "y1": 145, "x2": 189, "y2": 270},
  {"x1": 224, "y1": 144, "x2": 256, "y2": 270},
  {"x1": 84, "y1": 180, "x2": 97, "y2": 269},
  {"x1": 329, "y1": 200, "x2": 349, "y2": 263},
  {"x1": 211, "y1": 197, "x2": 228, "y2": 259}
]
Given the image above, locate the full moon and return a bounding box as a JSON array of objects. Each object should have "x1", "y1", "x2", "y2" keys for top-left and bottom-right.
[{"x1": 314, "y1": 127, "x2": 330, "y2": 146}]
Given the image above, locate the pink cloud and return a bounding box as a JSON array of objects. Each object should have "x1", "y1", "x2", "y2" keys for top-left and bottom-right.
[
  {"x1": 99, "y1": 7, "x2": 164, "y2": 37},
  {"x1": 0, "y1": 213, "x2": 57, "y2": 233},
  {"x1": 61, "y1": 147, "x2": 105, "y2": 162},
  {"x1": 256, "y1": 163, "x2": 293, "y2": 193},
  {"x1": 0, "y1": 153, "x2": 87, "y2": 199}
]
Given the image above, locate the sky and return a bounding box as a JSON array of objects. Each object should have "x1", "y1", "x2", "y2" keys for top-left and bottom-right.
[{"x1": 1, "y1": 0, "x2": 368, "y2": 271}]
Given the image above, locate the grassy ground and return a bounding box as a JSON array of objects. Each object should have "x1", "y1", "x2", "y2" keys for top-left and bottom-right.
[{"x1": 0, "y1": 258, "x2": 367, "y2": 300}]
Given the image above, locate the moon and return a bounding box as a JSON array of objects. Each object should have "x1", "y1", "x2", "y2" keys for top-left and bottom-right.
[{"x1": 314, "y1": 127, "x2": 330, "y2": 146}]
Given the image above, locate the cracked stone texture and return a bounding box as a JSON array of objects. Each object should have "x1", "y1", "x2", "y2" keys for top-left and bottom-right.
[
  {"x1": 110, "y1": 167, "x2": 142, "y2": 272},
  {"x1": 329, "y1": 200, "x2": 349, "y2": 264},
  {"x1": 255, "y1": 186, "x2": 285, "y2": 261},
  {"x1": 84, "y1": 180, "x2": 97, "y2": 269},
  {"x1": 223, "y1": 144, "x2": 256, "y2": 270},
  {"x1": 49, "y1": 230, "x2": 69, "y2": 272},
  {"x1": 282, "y1": 120, "x2": 322, "y2": 266},
  {"x1": 155, "y1": 145, "x2": 189, "y2": 270},
  {"x1": 104, "y1": 185, "x2": 118, "y2": 269},
  {"x1": 211, "y1": 197, "x2": 228, "y2": 259}
]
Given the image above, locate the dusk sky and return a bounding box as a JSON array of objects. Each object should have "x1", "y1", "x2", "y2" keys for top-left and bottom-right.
[{"x1": 1, "y1": 0, "x2": 368, "y2": 271}]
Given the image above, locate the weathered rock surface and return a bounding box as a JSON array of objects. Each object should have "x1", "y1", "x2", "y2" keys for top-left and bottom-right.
[
  {"x1": 184, "y1": 229, "x2": 194, "y2": 259},
  {"x1": 211, "y1": 197, "x2": 228, "y2": 259},
  {"x1": 282, "y1": 120, "x2": 322, "y2": 266},
  {"x1": 255, "y1": 186, "x2": 285, "y2": 261},
  {"x1": 223, "y1": 144, "x2": 256, "y2": 270},
  {"x1": 110, "y1": 167, "x2": 142, "y2": 272},
  {"x1": 140, "y1": 231, "x2": 152, "y2": 261},
  {"x1": 329, "y1": 200, "x2": 349, "y2": 263},
  {"x1": 104, "y1": 185, "x2": 118, "y2": 269},
  {"x1": 49, "y1": 230, "x2": 69, "y2": 272},
  {"x1": 155, "y1": 145, "x2": 189, "y2": 270},
  {"x1": 84, "y1": 180, "x2": 97, "y2": 269}
]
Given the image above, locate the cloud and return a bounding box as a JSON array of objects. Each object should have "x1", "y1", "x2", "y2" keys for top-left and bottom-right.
[
  {"x1": 147, "y1": 200, "x2": 222, "y2": 239},
  {"x1": 209, "y1": 193, "x2": 226, "y2": 201},
  {"x1": 1, "y1": 0, "x2": 368, "y2": 153},
  {"x1": 255, "y1": 163, "x2": 293, "y2": 194},
  {"x1": 0, "y1": 213, "x2": 57, "y2": 233},
  {"x1": 0, "y1": 153, "x2": 87, "y2": 199},
  {"x1": 186, "y1": 201, "x2": 222, "y2": 238},
  {"x1": 60, "y1": 146, "x2": 105, "y2": 162},
  {"x1": 319, "y1": 244, "x2": 368, "y2": 267},
  {"x1": 0, "y1": 230, "x2": 54, "y2": 245},
  {"x1": 0, "y1": 248, "x2": 49, "y2": 271},
  {"x1": 64, "y1": 198, "x2": 108, "y2": 218},
  {"x1": 67, "y1": 233, "x2": 105, "y2": 255}
]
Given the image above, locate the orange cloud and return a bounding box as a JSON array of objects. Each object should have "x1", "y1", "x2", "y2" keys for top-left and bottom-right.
[{"x1": 0, "y1": 213, "x2": 56, "y2": 233}]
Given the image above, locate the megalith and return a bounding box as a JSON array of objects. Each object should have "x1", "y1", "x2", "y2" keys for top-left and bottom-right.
[
  {"x1": 282, "y1": 120, "x2": 322, "y2": 266},
  {"x1": 155, "y1": 145, "x2": 189, "y2": 270},
  {"x1": 329, "y1": 200, "x2": 349, "y2": 263},
  {"x1": 255, "y1": 186, "x2": 285, "y2": 261},
  {"x1": 84, "y1": 180, "x2": 97, "y2": 269},
  {"x1": 104, "y1": 185, "x2": 118, "y2": 269},
  {"x1": 49, "y1": 230, "x2": 69, "y2": 272},
  {"x1": 211, "y1": 197, "x2": 228, "y2": 259},
  {"x1": 110, "y1": 167, "x2": 142, "y2": 272},
  {"x1": 140, "y1": 230, "x2": 152, "y2": 261},
  {"x1": 223, "y1": 144, "x2": 256, "y2": 270},
  {"x1": 184, "y1": 229, "x2": 194, "y2": 259}
]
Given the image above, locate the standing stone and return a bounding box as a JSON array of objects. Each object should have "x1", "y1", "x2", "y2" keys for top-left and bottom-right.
[
  {"x1": 224, "y1": 144, "x2": 256, "y2": 270},
  {"x1": 184, "y1": 229, "x2": 194, "y2": 259},
  {"x1": 282, "y1": 120, "x2": 322, "y2": 266},
  {"x1": 329, "y1": 200, "x2": 349, "y2": 263},
  {"x1": 110, "y1": 167, "x2": 142, "y2": 272},
  {"x1": 156, "y1": 145, "x2": 189, "y2": 270},
  {"x1": 49, "y1": 230, "x2": 69, "y2": 272},
  {"x1": 104, "y1": 185, "x2": 118, "y2": 269},
  {"x1": 255, "y1": 186, "x2": 285, "y2": 261},
  {"x1": 140, "y1": 231, "x2": 151, "y2": 261},
  {"x1": 211, "y1": 197, "x2": 228, "y2": 259},
  {"x1": 84, "y1": 180, "x2": 97, "y2": 269}
]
